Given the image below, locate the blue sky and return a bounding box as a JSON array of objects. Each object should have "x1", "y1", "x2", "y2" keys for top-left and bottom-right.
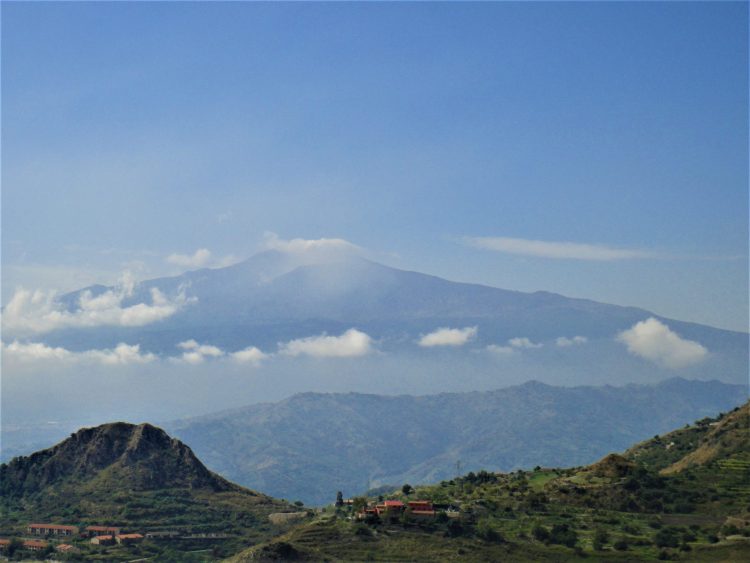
[{"x1": 2, "y1": 1, "x2": 748, "y2": 331}]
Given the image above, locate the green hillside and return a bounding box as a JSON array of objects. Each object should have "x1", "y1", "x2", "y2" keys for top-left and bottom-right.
[
  {"x1": 228, "y1": 402, "x2": 750, "y2": 562},
  {"x1": 0, "y1": 423, "x2": 298, "y2": 561}
]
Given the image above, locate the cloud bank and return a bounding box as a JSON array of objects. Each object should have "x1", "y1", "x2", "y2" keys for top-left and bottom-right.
[
  {"x1": 464, "y1": 236, "x2": 653, "y2": 261},
  {"x1": 419, "y1": 326, "x2": 478, "y2": 347},
  {"x1": 617, "y1": 318, "x2": 708, "y2": 369},
  {"x1": 280, "y1": 328, "x2": 373, "y2": 358},
  {"x1": 2, "y1": 277, "x2": 191, "y2": 336},
  {"x1": 2, "y1": 341, "x2": 156, "y2": 365}
]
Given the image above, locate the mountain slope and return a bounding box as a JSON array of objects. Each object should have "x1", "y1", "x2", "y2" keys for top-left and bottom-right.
[
  {"x1": 49, "y1": 250, "x2": 746, "y2": 357},
  {"x1": 0, "y1": 422, "x2": 293, "y2": 545},
  {"x1": 167, "y1": 378, "x2": 746, "y2": 505},
  {"x1": 227, "y1": 403, "x2": 750, "y2": 563}
]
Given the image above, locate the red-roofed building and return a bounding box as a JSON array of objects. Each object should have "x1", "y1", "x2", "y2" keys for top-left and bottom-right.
[
  {"x1": 85, "y1": 525, "x2": 121, "y2": 537},
  {"x1": 407, "y1": 500, "x2": 436, "y2": 518},
  {"x1": 56, "y1": 544, "x2": 78, "y2": 553},
  {"x1": 23, "y1": 540, "x2": 48, "y2": 551},
  {"x1": 27, "y1": 523, "x2": 78, "y2": 537},
  {"x1": 0, "y1": 539, "x2": 10, "y2": 550},
  {"x1": 375, "y1": 500, "x2": 405, "y2": 521},
  {"x1": 116, "y1": 533, "x2": 144, "y2": 545}
]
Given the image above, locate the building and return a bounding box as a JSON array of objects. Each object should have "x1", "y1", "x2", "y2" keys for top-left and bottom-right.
[
  {"x1": 27, "y1": 523, "x2": 78, "y2": 537},
  {"x1": 375, "y1": 500, "x2": 405, "y2": 521},
  {"x1": 91, "y1": 534, "x2": 116, "y2": 546},
  {"x1": 23, "y1": 540, "x2": 48, "y2": 551},
  {"x1": 116, "y1": 533, "x2": 144, "y2": 545},
  {"x1": 56, "y1": 544, "x2": 78, "y2": 553},
  {"x1": 0, "y1": 539, "x2": 10, "y2": 551},
  {"x1": 407, "y1": 500, "x2": 436, "y2": 519},
  {"x1": 85, "y1": 525, "x2": 121, "y2": 537}
]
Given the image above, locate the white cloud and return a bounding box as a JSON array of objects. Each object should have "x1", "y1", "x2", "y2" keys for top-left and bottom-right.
[
  {"x1": 508, "y1": 337, "x2": 542, "y2": 349},
  {"x1": 2, "y1": 341, "x2": 156, "y2": 365},
  {"x1": 176, "y1": 339, "x2": 225, "y2": 364},
  {"x1": 166, "y1": 248, "x2": 213, "y2": 268},
  {"x1": 464, "y1": 236, "x2": 654, "y2": 261},
  {"x1": 617, "y1": 317, "x2": 708, "y2": 369},
  {"x1": 165, "y1": 248, "x2": 239, "y2": 270},
  {"x1": 230, "y1": 346, "x2": 267, "y2": 365},
  {"x1": 486, "y1": 344, "x2": 515, "y2": 355},
  {"x1": 556, "y1": 336, "x2": 588, "y2": 347},
  {"x1": 262, "y1": 232, "x2": 360, "y2": 255},
  {"x1": 1, "y1": 275, "x2": 192, "y2": 337},
  {"x1": 418, "y1": 326, "x2": 478, "y2": 347},
  {"x1": 279, "y1": 328, "x2": 373, "y2": 358}
]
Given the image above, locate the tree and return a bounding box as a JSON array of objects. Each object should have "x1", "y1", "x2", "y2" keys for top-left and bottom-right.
[
  {"x1": 352, "y1": 496, "x2": 369, "y2": 512},
  {"x1": 402, "y1": 484, "x2": 414, "y2": 496},
  {"x1": 335, "y1": 491, "x2": 344, "y2": 507}
]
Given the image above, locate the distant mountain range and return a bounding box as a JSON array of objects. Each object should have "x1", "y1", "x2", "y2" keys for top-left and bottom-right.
[{"x1": 166, "y1": 377, "x2": 746, "y2": 506}]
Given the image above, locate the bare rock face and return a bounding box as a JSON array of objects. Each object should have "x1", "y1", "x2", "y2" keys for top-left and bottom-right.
[{"x1": 1, "y1": 422, "x2": 237, "y2": 497}]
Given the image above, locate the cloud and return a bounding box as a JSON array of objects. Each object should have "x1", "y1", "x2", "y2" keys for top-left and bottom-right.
[
  {"x1": 418, "y1": 326, "x2": 478, "y2": 347},
  {"x1": 486, "y1": 344, "x2": 515, "y2": 355},
  {"x1": 262, "y1": 232, "x2": 360, "y2": 255},
  {"x1": 617, "y1": 317, "x2": 708, "y2": 369},
  {"x1": 508, "y1": 337, "x2": 542, "y2": 349},
  {"x1": 1, "y1": 275, "x2": 192, "y2": 337},
  {"x1": 166, "y1": 249, "x2": 239, "y2": 269},
  {"x1": 464, "y1": 236, "x2": 654, "y2": 261},
  {"x1": 230, "y1": 346, "x2": 267, "y2": 365},
  {"x1": 176, "y1": 339, "x2": 225, "y2": 364},
  {"x1": 2, "y1": 341, "x2": 156, "y2": 365},
  {"x1": 2, "y1": 276, "x2": 196, "y2": 335},
  {"x1": 279, "y1": 328, "x2": 373, "y2": 358},
  {"x1": 556, "y1": 336, "x2": 588, "y2": 347}
]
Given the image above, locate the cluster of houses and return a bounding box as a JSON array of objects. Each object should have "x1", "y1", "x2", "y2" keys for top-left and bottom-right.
[
  {"x1": 0, "y1": 523, "x2": 145, "y2": 554},
  {"x1": 356, "y1": 499, "x2": 438, "y2": 522},
  {"x1": 26, "y1": 523, "x2": 144, "y2": 545}
]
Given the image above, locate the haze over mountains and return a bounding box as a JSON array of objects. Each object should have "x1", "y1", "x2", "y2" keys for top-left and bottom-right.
[
  {"x1": 167, "y1": 377, "x2": 745, "y2": 505},
  {"x1": 3, "y1": 246, "x2": 746, "y2": 457}
]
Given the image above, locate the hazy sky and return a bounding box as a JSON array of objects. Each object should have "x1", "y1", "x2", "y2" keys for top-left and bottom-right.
[{"x1": 2, "y1": 2, "x2": 747, "y2": 331}]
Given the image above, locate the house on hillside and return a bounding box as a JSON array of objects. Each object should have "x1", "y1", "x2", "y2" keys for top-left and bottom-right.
[
  {"x1": 407, "y1": 500, "x2": 436, "y2": 519},
  {"x1": 22, "y1": 540, "x2": 48, "y2": 552},
  {"x1": 375, "y1": 500, "x2": 404, "y2": 521},
  {"x1": 27, "y1": 523, "x2": 78, "y2": 537},
  {"x1": 85, "y1": 525, "x2": 121, "y2": 537},
  {"x1": 0, "y1": 539, "x2": 9, "y2": 551},
  {"x1": 91, "y1": 534, "x2": 116, "y2": 546},
  {"x1": 56, "y1": 544, "x2": 78, "y2": 553},
  {"x1": 116, "y1": 533, "x2": 144, "y2": 545}
]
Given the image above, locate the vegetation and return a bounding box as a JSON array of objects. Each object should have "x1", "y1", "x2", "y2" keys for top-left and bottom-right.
[{"x1": 228, "y1": 402, "x2": 750, "y2": 562}]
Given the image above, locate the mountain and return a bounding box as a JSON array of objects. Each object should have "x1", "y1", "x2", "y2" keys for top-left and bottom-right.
[
  {"x1": 166, "y1": 377, "x2": 746, "y2": 506},
  {"x1": 43, "y1": 251, "x2": 745, "y2": 380},
  {"x1": 0, "y1": 422, "x2": 295, "y2": 557},
  {"x1": 227, "y1": 402, "x2": 750, "y2": 563}
]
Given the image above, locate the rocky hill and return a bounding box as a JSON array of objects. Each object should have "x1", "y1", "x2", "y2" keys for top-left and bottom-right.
[{"x1": 0, "y1": 422, "x2": 295, "y2": 558}]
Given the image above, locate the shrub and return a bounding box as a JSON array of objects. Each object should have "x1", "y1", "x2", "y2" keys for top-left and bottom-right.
[
  {"x1": 614, "y1": 539, "x2": 628, "y2": 551},
  {"x1": 532, "y1": 524, "x2": 549, "y2": 542}
]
